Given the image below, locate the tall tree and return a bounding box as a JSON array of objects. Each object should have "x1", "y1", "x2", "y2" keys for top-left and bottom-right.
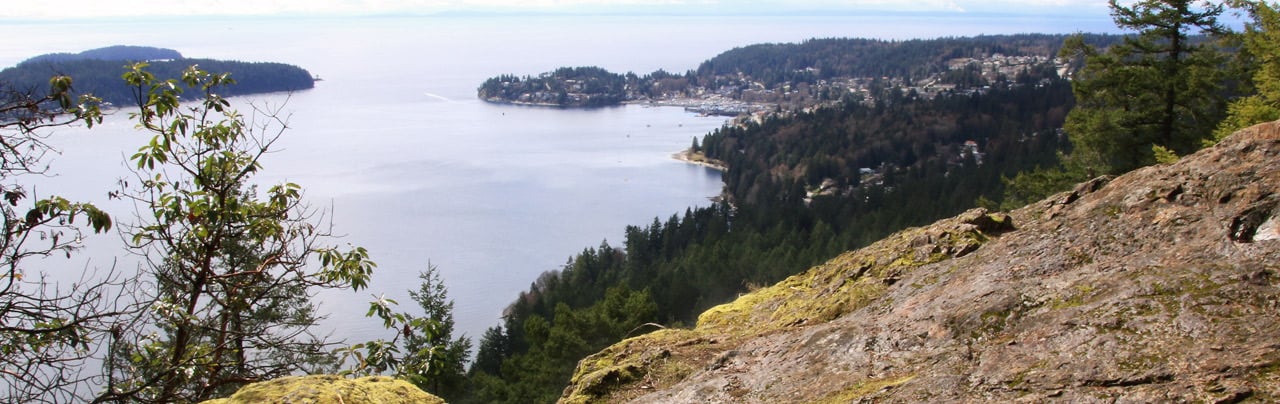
[
  {"x1": 1215, "y1": 1, "x2": 1280, "y2": 138},
  {"x1": 404, "y1": 265, "x2": 472, "y2": 400},
  {"x1": 1064, "y1": 0, "x2": 1228, "y2": 174},
  {"x1": 336, "y1": 265, "x2": 471, "y2": 401},
  {"x1": 99, "y1": 63, "x2": 376, "y2": 403}
]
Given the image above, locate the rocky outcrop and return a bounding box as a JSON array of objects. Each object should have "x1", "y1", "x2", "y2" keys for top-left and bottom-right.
[
  {"x1": 561, "y1": 121, "x2": 1280, "y2": 403},
  {"x1": 200, "y1": 375, "x2": 444, "y2": 404}
]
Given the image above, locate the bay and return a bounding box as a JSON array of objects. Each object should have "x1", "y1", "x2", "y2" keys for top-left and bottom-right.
[{"x1": 3, "y1": 13, "x2": 1116, "y2": 345}]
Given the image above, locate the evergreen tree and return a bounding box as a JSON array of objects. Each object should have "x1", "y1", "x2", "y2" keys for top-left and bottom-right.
[
  {"x1": 404, "y1": 265, "x2": 472, "y2": 400},
  {"x1": 1214, "y1": 1, "x2": 1280, "y2": 139},
  {"x1": 470, "y1": 326, "x2": 510, "y2": 377},
  {"x1": 1063, "y1": 0, "x2": 1229, "y2": 174}
]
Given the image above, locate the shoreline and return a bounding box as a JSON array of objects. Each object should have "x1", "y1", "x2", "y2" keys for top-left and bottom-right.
[{"x1": 671, "y1": 148, "x2": 728, "y2": 171}]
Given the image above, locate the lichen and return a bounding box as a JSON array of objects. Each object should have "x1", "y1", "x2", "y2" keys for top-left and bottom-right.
[
  {"x1": 816, "y1": 374, "x2": 916, "y2": 403},
  {"x1": 1049, "y1": 284, "x2": 1097, "y2": 310},
  {"x1": 562, "y1": 329, "x2": 714, "y2": 404},
  {"x1": 199, "y1": 375, "x2": 443, "y2": 404}
]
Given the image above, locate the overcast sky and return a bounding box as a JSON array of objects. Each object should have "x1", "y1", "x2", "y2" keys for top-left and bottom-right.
[{"x1": 6, "y1": 0, "x2": 1113, "y2": 20}]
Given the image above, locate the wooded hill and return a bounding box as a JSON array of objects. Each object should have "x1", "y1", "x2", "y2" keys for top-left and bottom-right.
[
  {"x1": 0, "y1": 46, "x2": 315, "y2": 106},
  {"x1": 476, "y1": 34, "x2": 1123, "y2": 108},
  {"x1": 694, "y1": 34, "x2": 1122, "y2": 87}
]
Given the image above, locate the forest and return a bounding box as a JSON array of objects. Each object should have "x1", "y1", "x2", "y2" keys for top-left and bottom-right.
[
  {"x1": 690, "y1": 34, "x2": 1122, "y2": 87},
  {"x1": 0, "y1": 46, "x2": 315, "y2": 106}
]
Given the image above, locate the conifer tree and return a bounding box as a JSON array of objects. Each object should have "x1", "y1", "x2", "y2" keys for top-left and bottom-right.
[
  {"x1": 403, "y1": 265, "x2": 472, "y2": 400},
  {"x1": 1215, "y1": 1, "x2": 1280, "y2": 139},
  {"x1": 1063, "y1": 0, "x2": 1228, "y2": 174}
]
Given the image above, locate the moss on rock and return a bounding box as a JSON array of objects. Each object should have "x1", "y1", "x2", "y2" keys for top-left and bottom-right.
[{"x1": 200, "y1": 375, "x2": 444, "y2": 404}]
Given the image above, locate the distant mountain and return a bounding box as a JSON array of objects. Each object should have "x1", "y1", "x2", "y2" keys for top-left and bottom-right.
[
  {"x1": 21, "y1": 45, "x2": 183, "y2": 65},
  {"x1": 1, "y1": 46, "x2": 314, "y2": 106}
]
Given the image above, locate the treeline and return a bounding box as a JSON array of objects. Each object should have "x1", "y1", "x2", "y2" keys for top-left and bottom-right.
[
  {"x1": 476, "y1": 34, "x2": 1123, "y2": 109},
  {"x1": 22, "y1": 45, "x2": 182, "y2": 64},
  {"x1": 457, "y1": 65, "x2": 1075, "y2": 403},
  {"x1": 693, "y1": 34, "x2": 1121, "y2": 87},
  {"x1": 0, "y1": 48, "x2": 315, "y2": 106}
]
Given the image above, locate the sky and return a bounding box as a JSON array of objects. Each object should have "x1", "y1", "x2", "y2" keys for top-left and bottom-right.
[{"x1": 4, "y1": 0, "x2": 1113, "y2": 20}]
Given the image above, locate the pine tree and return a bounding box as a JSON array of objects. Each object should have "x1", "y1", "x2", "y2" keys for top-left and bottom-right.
[
  {"x1": 404, "y1": 265, "x2": 472, "y2": 400},
  {"x1": 1064, "y1": 0, "x2": 1228, "y2": 174},
  {"x1": 1214, "y1": 1, "x2": 1280, "y2": 139}
]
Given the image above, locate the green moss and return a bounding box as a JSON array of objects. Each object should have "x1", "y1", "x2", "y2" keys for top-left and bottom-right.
[
  {"x1": 701, "y1": 211, "x2": 1001, "y2": 334},
  {"x1": 816, "y1": 375, "x2": 915, "y2": 403},
  {"x1": 1002, "y1": 359, "x2": 1052, "y2": 392},
  {"x1": 1050, "y1": 284, "x2": 1097, "y2": 310},
  {"x1": 200, "y1": 375, "x2": 443, "y2": 404},
  {"x1": 1144, "y1": 270, "x2": 1227, "y2": 315},
  {"x1": 568, "y1": 364, "x2": 641, "y2": 401},
  {"x1": 975, "y1": 308, "x2": 1013, "y2": 338},
  {"x1": 1117, "y1": 352, "x2": 1163, "y2": 373},
  {"x1": 986, "y1": 213, "x2": 1012, "y2": 227},
  {"x1": 562, "y1": 329, "x2": 711, "y2": 404},
  {"x1": 1102, "y1": 204, "x2": 1123, "y2": 218}
]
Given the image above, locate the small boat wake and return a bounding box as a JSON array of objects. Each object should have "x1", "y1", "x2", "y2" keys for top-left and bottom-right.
[{"x1": 423, "y1": 92, "x2": 456, "y2": 103}]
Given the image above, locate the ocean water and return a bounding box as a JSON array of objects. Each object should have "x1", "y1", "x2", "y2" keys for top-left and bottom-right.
[{"x1": 2, "y1": 13, "x2": 1116, "y2": 345}]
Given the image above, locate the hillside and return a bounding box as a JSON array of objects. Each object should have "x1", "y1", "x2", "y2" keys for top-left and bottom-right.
[
  {"x1": 561, "y1": 120, "x2": 1280, "y2": 403},
  {"x1": 22, "y1": 45, "x2": 182, "y2": 64},
  {"x1": 0, "y1": 46, "x2": 314, "y2": 106}
]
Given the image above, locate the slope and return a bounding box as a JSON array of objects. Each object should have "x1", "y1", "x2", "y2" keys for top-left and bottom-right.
[{"x1": 561, "y1": 120, "x2": 1280, "y2": 403}]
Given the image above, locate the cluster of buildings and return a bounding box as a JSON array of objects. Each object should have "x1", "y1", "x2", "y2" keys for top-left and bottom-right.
[{"x1": 637, "y1": 53, "x2": 1070, "y2": 119}]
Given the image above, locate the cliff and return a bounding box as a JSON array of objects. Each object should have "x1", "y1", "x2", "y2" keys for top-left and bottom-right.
[{"x1": 561, "y1": 121, "x2": 1280, "y2": 403}]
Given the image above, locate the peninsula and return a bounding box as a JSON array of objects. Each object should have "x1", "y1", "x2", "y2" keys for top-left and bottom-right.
[{"x1": 476, "y1": 34, "x2": 1118, "y2": 116}]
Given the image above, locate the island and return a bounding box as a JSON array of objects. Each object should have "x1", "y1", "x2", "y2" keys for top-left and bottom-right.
[
  {"x1": 0, "y1": 45, "x2": 316, "y2": 106},
  {"x1": 478, "y1": 66, "x2": 626, "y2": 108}
]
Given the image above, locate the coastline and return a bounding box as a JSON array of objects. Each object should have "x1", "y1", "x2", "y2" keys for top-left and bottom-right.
[{"x1": 672, "y1": 148, "x2": 728, "y2": 171}]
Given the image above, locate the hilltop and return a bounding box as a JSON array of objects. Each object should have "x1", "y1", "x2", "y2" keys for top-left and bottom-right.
[
  {"x1": 21, "y1": 45, "x2": 182, "y2": 64},
  {"x1": 561, "y1": 120, "x2": 1280, "y2": 402},
  {"x1": 0, "y1": 45, "x2": 315, "y2": 106}
]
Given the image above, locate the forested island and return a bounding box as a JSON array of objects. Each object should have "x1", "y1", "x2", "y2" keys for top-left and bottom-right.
[{"x1": 0, "y1": 45, "x2": 315, "y2": 106}]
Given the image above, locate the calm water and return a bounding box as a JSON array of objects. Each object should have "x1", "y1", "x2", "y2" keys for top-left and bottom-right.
[{"x1": 3, "y1": 14, "x2": 1116, "y2": 344}]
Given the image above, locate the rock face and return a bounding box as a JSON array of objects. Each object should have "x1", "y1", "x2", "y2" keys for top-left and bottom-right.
[
  {"x1": 200, "y1": 375, "x2": 444, "y2": 404},
  {"x1": 561, "y1": 121, "x2": 1280, "y2": 403}
]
